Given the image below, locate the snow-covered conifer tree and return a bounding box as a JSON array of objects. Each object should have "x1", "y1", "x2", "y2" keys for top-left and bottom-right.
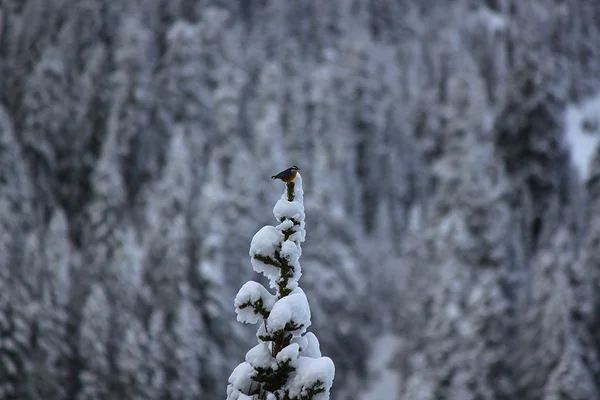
[{"x1": 227, "y1": 173, "x2": 335, "y2": 400}]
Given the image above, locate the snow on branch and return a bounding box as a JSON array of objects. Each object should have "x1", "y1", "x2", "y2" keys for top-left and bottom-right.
[{"x1": 228, "y1": 173, "x2": 335, "y2": 400}]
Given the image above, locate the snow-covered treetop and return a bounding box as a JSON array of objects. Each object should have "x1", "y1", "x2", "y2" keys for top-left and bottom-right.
[{"x1": 228, "y1": 173, "x2": 335, "y2": 400}]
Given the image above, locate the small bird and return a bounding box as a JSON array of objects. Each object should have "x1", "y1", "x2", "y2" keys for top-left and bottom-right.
[{"x1": 271, "y1": 166, "x2": 300, "y2": 182}]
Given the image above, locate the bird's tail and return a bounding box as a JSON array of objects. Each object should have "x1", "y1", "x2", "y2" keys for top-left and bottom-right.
[{"x1": 271, "y1": 176, "x2": 276, "y2": 179}]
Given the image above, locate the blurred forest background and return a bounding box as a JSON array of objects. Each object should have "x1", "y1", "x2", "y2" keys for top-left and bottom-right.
[{"x1": 2, "y1": 0, "x2": 600, "y2": 399}]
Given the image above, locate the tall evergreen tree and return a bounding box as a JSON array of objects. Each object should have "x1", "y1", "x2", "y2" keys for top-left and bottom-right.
[
  {"x1": 77, "y1": 285, "x2": 111, "y2": 400},
  {"x1": 515, "y1": 225, "x2": 599, "y2": 399},
  {"x1": 228, "y1": 174, "x2": 335, "y2": 400},
  {"x1": 579, "y1": 144, "x2": 600, "y2": 391},
  {"x1": 400, "y1": 61, "x2": 517, "y2": 399},
  {"x1": 0, "y1": 105, "x2": 36, "y2": 399},
  {"x1": 110, "y1": 13, "x2": 162, "y2": 202},
  {"x1": 26, "y1": 209, "x2": 72, "y2": 400},
  {"x1": 493, "y1": 4, "x2": 574, "y2": 259}
]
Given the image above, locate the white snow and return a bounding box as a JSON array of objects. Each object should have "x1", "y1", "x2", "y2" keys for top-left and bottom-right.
[
  {"x1": 288, "y1": 356, "x2": 335, "y2": 400},
  {"x1": 273, "y1": 198, "x2": 306, "y2": 243},
  {"x1": 272, "y1": 173, "x2": 306, "y2": 243},
  {"x1": 245, "y1": 343, "x2": 273, "y2": 369},
  {"x1": 290, "y1": 173, "x2": 305, "y2": 203},
  {"x1": 280, "y1": 240, "x2": 301, "y2": 278},
  {"x1": 280, "y1": 239, "x2": 298, "y2": 260},
  {"x1": 565, "y1": 92, "x2": 600, "y2": 180},
  {"x1": 477, "y1": 8, "x2": 506, "y2": 34},
  {"x1": 273, "y1": 199, "x2": 303, "y2": 222},
  {"x1": 290, "y1": 332, "x2": 323, "y2": 359},
  {"x1": 299, "y1": 332, "x2": 322, "y2": 358},
  {"x1": 276, "y1": 343, "x2": 300, "y2": 364},
  {"x1": 227, "y1": 389, "x2": 255, "y2": 400},
  {"x1": 291, "y1": 334, "x2": 308, "y2": 353},
  {"x1": 276, "y1": 219, "x2": 294, "y2": 231},
  {"x1": 266, "y1": 288, "x2": 311, "y2": 336},
  {"x1": 249, "y1": 175, "x2": 309, "y2": 289},
  {"x1": 227, "y1": 362, "x2": 254, "y2": 399},
  {"x1": 358, "y1": 334, "x2": 402, "y2": 400},
  {"x1": 234, "y1": 281, "x2": 276, "y2": 324},
  {"x1": 250, "y1": 226, "x2": 284, "y2": 258},
  {"x1": 250, "y1": 226, "x2": 283, "y2": 281},
  {"x1": 255, "y1": 319, "x2": 268, "y2": 340}
]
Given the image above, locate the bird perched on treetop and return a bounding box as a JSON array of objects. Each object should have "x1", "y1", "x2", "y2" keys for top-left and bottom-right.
[{"x1": 271, "y1": 166, "x2": 300, "y2": 182}]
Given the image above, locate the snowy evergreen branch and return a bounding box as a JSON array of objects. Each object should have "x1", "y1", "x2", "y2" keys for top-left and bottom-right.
[
  {"x1": 227, "y1": 173, "x2": 335, "y2": 400},
  {"x1": 286, "y1": 182, "x2": 295, "y2": 202}
]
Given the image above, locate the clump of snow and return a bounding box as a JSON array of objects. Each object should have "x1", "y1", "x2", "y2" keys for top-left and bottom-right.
[
  {"x1": 234, "y1": 281, "x2": 276, "y2": 324},
  {"x1": 250, "y1": 226, "x2": 284, "y2": 280},
  {"x1": 227, "y1": 362, "x2": 255, "y2": 399},
  {"x1": 281, "y1": 240, "x2": 301, "y2": 278},
  {"x1": 302, "y1": 332, "x2": 322, "y2": 358},
  {"x1": 273, "y1": 199, "x2": 303, "y2": 222},
  {"x1": 273, "y1": 198, "x2": 306, "y2": 243},
  {"x1": 277, "y1": 343, "x2": 301, "y2": 364},
  {"x1": 281, "y1": 240, "x2": 299, "y2": 260},
  {"x1": 290, "y1": 173, "x2": 305, "y2": 203},
  {"x1": 287, "y1": 357, "x2": 335, "y2": 400},
  {"x1": 291, "y1": 332, "x2": 322, "y2": 359},
  {"x1": 246, "y1": 343, "x2": 274, "y2": 369},
  {"x1": 274, "y1": 173, "x2": 306, "y2": 242},
  {"x1": 267, "y1": 288, "x2": 311, "y2": 335},
  {"x1": 565, "y1": 92, "x2": 600, "y2": 180},
  {"x1": 250, "y1": 226, "x2": 284, "y2": 258},
  {"x1": 276, "y1": 219, "x2": 294, "y2": 231},
  {"x1": 255, "y1": 319, "x2": 268, "y2": 339}
]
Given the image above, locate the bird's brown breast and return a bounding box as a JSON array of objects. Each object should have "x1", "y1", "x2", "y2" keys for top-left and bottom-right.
[{"x1": 280, "y1": 170, "x2": 297, "y2": 182}]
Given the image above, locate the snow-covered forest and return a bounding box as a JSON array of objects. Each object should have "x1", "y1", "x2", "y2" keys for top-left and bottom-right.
[{"x1": 1, "y1": 0, "x2": 600, "y2": 399}]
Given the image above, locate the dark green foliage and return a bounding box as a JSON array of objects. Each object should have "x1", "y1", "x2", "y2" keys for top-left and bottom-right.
[
  {"x1": 286, "y1": 182, "x2": 295, "y2": 202},
  {"x1": 253, "y1": 253, "x2": 295, "y2": 297},
  {"x1": 254, "y1": 359, "x2": 296, "y2": 393},
  {"x1": 238, "y1": 297, "x2": 271, "y2": 319}
]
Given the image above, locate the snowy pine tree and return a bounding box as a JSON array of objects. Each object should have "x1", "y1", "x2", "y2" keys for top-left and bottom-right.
[
  {"x1": 399, "y1": 59, "x2": 518, "y2": 400},
  {"x1": 578, "y1": 144, "x2": 600, "y2": 391},
  {"x1": 0, "y1": 105, "x2": 35, "y2": 400},
  {"x1": 227, "y1": 173, "x2": 335, "y2": 400},
  {"x1": 26, "y1": 210, "x2": 72, "y2": 400}
]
